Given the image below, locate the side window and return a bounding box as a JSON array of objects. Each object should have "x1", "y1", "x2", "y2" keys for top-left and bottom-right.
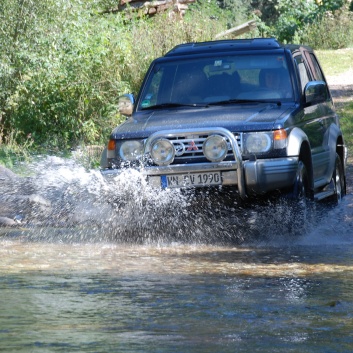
[
  {"x1": 141, "y1": 67, "x2": 164, "y2": 107},
  {"x1": 309, "y1": 53, "x2": 325, "y2": 81},
  {"x1": 294, "y1": 55, "x2": 310, "y2": 93}
]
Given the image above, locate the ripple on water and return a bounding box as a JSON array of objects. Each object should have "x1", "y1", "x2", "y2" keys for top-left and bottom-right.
[{"x1": 2, "y1": 157, "x2": 353, "y2": 353}]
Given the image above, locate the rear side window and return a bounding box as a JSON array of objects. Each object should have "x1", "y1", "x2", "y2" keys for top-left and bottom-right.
[
  {"x1": 309, "y1": 53, "x2": 325, "y2": 81},
  {"x1": 294, "y1": 56, "x2": 310, "y2": 93}
]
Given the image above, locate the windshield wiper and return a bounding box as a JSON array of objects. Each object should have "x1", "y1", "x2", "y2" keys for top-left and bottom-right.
[
  {"x1": 141, "y1": 102, "x2": 207, "y2": 110},
  {"x1": 208, "y1": 98, "x2": 282, "y2": 106}
]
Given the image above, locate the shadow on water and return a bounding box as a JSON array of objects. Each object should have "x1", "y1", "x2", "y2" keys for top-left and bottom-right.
[{"x1": 1, "y1": 156, "x2": 352, "y2": 246}]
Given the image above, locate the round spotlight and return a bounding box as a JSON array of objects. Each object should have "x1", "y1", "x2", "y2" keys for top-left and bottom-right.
[
  {"x1": 203, "y1": 135, "x2": 228, "y2": 162},
  {"x1": 150, "y1": 139, "x2": 175, "y2": 166}
]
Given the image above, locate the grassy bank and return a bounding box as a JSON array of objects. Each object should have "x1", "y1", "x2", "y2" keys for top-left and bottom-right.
[
  {"x1": 338, "y1": 102, "x2": 353, "y2": 153},
  {"x1": 317, "y1": 49, "x2": 353, "y2": 152},
  {"x1": 316, "y1": 48, "x2": 353, "y2": 76}
]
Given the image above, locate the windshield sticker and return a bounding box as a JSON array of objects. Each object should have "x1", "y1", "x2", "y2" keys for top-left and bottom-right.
[
  {"x1": 214, "y1": 60, "x2": 222, "y2": 67},
  {"x1": 141, "y1": 99, "x2": 151, "y2": 108}
]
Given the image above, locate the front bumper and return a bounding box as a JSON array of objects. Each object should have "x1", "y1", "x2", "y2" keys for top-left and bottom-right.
[{"x1": 101, "y1": 156, "x2": 299, "y2": 198}]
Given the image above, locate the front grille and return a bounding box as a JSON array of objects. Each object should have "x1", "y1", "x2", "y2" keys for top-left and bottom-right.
[{"x1": 167, "y1": 133, "x2": 242, "y2": 161}]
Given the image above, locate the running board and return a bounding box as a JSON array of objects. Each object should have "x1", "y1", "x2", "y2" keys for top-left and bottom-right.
[{"x1": 314, "y1": 189, "x2": 335, "y2": 201}]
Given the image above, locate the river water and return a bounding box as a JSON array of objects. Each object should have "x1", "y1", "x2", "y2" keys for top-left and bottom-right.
[{"x1": 1, "y1": 157, "x2": 353, "y2": 352}]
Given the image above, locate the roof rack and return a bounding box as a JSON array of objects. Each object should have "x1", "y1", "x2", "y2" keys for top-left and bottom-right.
[{"x1": 165, "y1": 38, "x2": 281, "y2": 57}]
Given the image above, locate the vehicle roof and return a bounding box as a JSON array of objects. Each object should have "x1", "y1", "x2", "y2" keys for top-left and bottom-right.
[{"x1": 165, "y1": 38, "x2": 312, "y2": 57}]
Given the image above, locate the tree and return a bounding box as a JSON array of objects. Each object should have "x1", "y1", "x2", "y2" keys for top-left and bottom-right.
[{"x1": 272, "y1": 0, "x2": 346, "y2": 43}]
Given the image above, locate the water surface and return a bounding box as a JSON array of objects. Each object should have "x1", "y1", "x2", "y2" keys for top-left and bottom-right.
[{"x1": 1, "y1": 158, "x2": 353, "y2": 352}]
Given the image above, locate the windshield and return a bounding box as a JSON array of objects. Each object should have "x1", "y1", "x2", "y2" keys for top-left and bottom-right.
[{"x1": 138, "y1": 54, "x2": 294, "y2": 110}]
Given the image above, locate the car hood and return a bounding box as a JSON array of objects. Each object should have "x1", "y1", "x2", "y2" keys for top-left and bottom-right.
[{"x1": 111, "y1": 102, "x2": 296, "y2": 139}]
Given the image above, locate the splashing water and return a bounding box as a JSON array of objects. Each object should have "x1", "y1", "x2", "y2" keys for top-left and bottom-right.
[{"x1": 2, "y1": 156, "x2": 351, "y2": 245}]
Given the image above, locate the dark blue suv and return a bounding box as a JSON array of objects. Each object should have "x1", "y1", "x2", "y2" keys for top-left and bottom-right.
[{"x1": 101, "y1": 38, "x2": 347, "y2": 203}]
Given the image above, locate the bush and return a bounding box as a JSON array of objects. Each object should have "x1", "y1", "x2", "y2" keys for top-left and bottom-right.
[
  {"x1": 300, "y1": 5, "x2": 353, "y2": 49},
  {"x1": 0, "y1": 0, "x2": 237, "y2": 150},
  {"x1": 268, "y1": 0, "x2": 347, "y2": 44},
  {"x1": 5, "y1": 13, "x2": 134, "y2": 148}
]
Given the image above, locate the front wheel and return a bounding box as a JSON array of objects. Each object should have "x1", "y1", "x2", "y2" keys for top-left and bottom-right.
[
  {"x1": 281, "y1": 160, "x2": 314, "y2": 234},
  {"x1": 292, "y1": 160, "x2": 311, "y2": 200}
]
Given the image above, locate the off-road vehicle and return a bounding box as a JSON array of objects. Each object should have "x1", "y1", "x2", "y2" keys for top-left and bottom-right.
[{"x1": 101, "y1": 38, "x2": 347, "y2": 203}]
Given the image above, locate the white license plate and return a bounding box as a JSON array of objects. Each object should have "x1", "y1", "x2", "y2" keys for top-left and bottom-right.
[{"x1": 161, "y1": 172, "x2": 221, "y2": 188}]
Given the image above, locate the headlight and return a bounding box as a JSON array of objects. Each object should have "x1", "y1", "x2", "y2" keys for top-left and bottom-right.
[
  {"x1": 119, "y1": 140, "x2": 144, "y2": 161},
  {"x1": 244, "y1": 133, "x2": 272, "y2": 154},
  {"x1": 203, "y1": 135, "x2": 228, "y2": 162},
  {"x1": 150, "y1": 138, "x2": 175, "y2": 166}
]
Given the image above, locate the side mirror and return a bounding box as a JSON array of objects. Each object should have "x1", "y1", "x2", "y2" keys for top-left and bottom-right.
[
  {"x1": 118, "y1": 94, "x2": 134, "y2": 116},
  {"x1": 304, "y1": 81, "x2": 328, "y2": 105}
]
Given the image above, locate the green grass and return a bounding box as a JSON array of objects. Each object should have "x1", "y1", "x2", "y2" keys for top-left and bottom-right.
[
  {"x1": 316, "y1": 49, "x2": 353, "y2": 153},
  {"x1": 316, "y1": 48, "x2": 353, "y2": 76},
  {"x1": 339, "y1": 102, "x2": 353, "y2": 152},
  {"x1": 0, "y1": 130, "x2": 33, "y2": 172}
]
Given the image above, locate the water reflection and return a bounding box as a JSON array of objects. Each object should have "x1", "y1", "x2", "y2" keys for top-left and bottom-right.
[
  {"x1": 1, "y1": 238, "x2": 353, "y2": 352},
  {"x1": 1, "y1": 157, "x2": 353, "y2": 352}
]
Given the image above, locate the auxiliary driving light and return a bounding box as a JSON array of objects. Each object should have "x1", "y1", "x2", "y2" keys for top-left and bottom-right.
[
  {"x1": 203, "y1": 135, "x2": 228, "y2": 162},
  {"x1": 150, "y1": 138, "x2": 175, "y2": 166}
]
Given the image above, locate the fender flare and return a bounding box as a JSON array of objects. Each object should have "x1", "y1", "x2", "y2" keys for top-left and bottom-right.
[
  {"x1": 286, "y1": 127, "x2": 310, "y2": 157},
  {"x1": 286, "y1": 127, "x2": 314, "y2": 192}
]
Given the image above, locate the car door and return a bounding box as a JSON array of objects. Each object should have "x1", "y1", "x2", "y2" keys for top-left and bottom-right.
[
  {"x1": 294, "y1": 53, "x2": 328, "y2": 184},
  {"x1": 305, "y1": 51, "x2": 335, "y2": 182}
]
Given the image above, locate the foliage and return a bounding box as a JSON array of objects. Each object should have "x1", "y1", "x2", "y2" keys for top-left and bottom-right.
[
  {"x1": 273, "y1": 0, "x2": 318, "y2": 43},
  {"x1": 0, "y1": 128, "x2": 34, "y2": 169},
  {"x1": 300, "y1": 4, "x2": 353, "y2": 49},
  {"x1": 0, "y1": 0, "x2": 236, "y2": 150},
  {"x1": 0, "y1": 0, "x2": 353, "y2": 155},
  {"x1": 252, "y1": 0, "x2": 349, "y2": 44},
  {"x1": 0, "y1": 0, "x2": 134, "y2": 148},
  {"x1": 216, "y1": 0, "x2": 253, "y2": 26}
]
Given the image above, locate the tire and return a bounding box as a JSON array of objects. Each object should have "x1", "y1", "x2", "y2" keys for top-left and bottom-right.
[
  {"x1": 329, "y1": 153, "x2": 346, "y2": 205},
  {"x1": 292, "y1": 160, "x2": 311, "y2": 200},
  {"x1": 285, "y1": 160, "x2": 313, "y2": 233}
]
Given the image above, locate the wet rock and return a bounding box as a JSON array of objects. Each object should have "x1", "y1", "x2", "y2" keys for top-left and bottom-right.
[
  {"x1": 0, "y1": 165, "x2": 19, "y2": 181},
  {"x1": 0, "y1": 216, "x2": 16, "y2": 227},
  {"x1": 0, "y1": 166, "x2": 53, "y2": 226},
  {"x1": 0, "y1": 193, "x2": 52, "y2": 226}
]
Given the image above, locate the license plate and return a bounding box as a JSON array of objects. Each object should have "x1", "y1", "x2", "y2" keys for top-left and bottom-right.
[{"x1": 161, "y1": 172, "x2": 221, "y2": 188}]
